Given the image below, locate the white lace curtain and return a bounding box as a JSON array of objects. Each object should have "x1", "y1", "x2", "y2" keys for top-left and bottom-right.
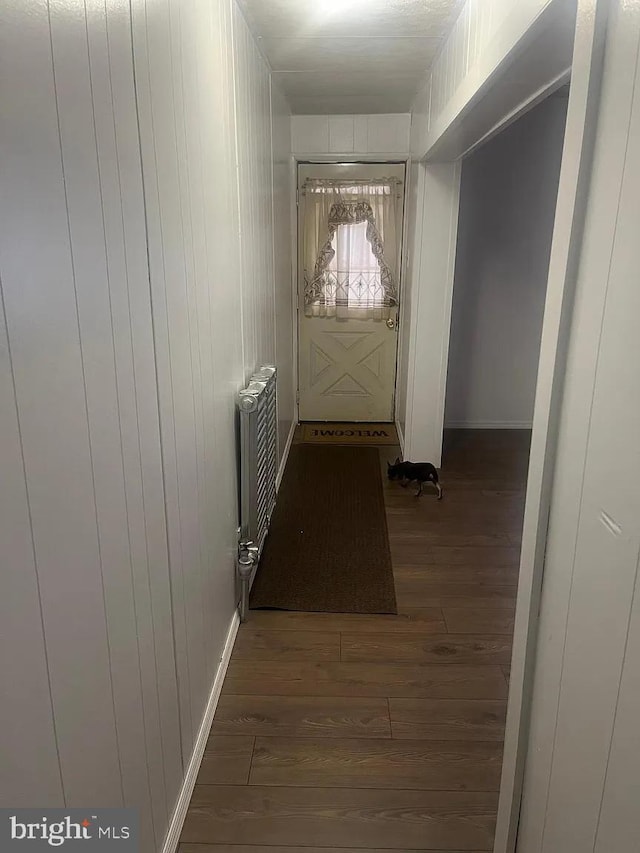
[{"x1": 302, "y1": 180, "x2": 402, "y2": 320}]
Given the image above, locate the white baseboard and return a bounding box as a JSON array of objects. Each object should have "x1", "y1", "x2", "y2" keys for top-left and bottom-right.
[
  {"x1": 161, "y1": 609, "x2": 240, "y2": 853},
  {"x1": 395, "y1": 419, "x2": 405, "y2": 454},
  {"x1": 276, "y1": 417, "x2": 297, "y2": 491},
  {"x1": 445, "y1": 420, "x2": 533, "y2": 429}
]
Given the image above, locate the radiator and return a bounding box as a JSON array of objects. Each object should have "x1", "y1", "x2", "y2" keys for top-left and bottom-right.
[{"x1": 237, "y1": 365, "x2": 278, "y2": 621}]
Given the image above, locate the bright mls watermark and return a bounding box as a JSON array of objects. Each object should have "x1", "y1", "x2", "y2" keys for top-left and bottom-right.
[{"x1": 1, "y1": 810, "x2": 138, "y2": 851}]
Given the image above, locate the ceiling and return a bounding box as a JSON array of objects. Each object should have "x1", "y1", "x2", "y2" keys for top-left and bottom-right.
[{"x1": 237, "y1": 0, "x2": 464, "y2": 114}]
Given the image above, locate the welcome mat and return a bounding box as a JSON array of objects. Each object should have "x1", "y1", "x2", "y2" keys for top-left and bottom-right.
[
  {"x1": 250, "y1": 445, "x2": 397, "y2": 614},
  {"x1": 302, "y1": 422, "x2": 398, "y2": 446}
]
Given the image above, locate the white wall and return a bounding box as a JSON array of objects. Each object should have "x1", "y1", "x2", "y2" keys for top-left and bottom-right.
[
  {"x1": 234, "y1": 4, "x2": 296, "y2": 459},
  {"x1": 130, "y1": 0, "x2": 245, "y2": 807},
  {"x1": 0, "y1": 4, "x2": 181, "y2": 848},
  {"x1": 272, "y1": 86, "x2": 295, "y2": 459},
  {"x1": 0, "y1": 0, "x2": 293, "y2": 850},
  {"x1": 444, "y1": 94, "x2": 568, "y2": 429},
  {"x1": 233, "y1": 6, "x2": 277, "y2": 378},
  {"x1": 291, "y1": 113, "x2": 411, "y2": 157}
]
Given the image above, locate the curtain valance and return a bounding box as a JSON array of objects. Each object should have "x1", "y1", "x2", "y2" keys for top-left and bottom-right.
[{"x1": 302, "y1": 180, "x2": 401, "y2": 320}]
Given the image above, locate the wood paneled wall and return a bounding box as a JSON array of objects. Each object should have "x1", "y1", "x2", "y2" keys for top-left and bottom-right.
[
  {"x1": 0, "y1": 9, "x2": 178, "y2": 850},
  {"x1": 0, "y1": 0, "x2": 293, "y2": 850},
  {"x1": 233, "y1": 3, "x2": 277, "y2": 377},
  {"x1": 291, "y1": 114, "x2": 411, "y2": 156}
]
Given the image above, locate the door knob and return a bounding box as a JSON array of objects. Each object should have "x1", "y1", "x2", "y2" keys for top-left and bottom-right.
[{"x1": 386, "y1": 317, "x2": 396, "y2": 329}]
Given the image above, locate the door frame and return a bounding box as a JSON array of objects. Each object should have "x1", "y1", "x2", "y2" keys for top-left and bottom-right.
[
  {"x1": 515, "y1": 2, "x2": 640, "y2": 848},
  {"x1": 494, "y1": 6, "x2": 608, "y2": 847},
  {"x1": 402, "y1": 2, "x2": 609, "y2": 851},
  {"x1": 291, "y1": 157, "x2": 411, "y2": 433}
]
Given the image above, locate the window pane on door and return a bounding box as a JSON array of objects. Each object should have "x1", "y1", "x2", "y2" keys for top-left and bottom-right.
[{"x1": 327, "y1": 221, "x2": 386, "y2": 309}]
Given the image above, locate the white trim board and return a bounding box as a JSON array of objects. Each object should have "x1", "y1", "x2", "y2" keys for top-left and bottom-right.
[
  {"x1": 402, "y1": 161, "x2": 461, "y2": 468},
  {"x1": 160, "y1": 610, "x2": 240, "y2": 853},
  {"x1": 276, "y1": 417, "x2": 297, "y2": 491},
  {"x1": 445, "y1": 421, "x2": 533, "y2": 429},
  {"x1": 459, "y1": 68, "x2": 571, "y2": 163},
  {"x1": 395, "y1": 419, "x2": 405, "y2": 455},
  {"x1": 293, "y1": 153, "x2": 410, "y2": 163}
]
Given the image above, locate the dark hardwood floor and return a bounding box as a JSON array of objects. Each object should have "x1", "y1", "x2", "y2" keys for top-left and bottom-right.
[{"x1": 179, "y1": 428, "x2": 530, "y2": 853}]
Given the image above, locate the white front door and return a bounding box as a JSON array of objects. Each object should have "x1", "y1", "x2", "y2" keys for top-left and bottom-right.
[{"x1": 298, "y1": 163, "x2": 405, "y2": 422}]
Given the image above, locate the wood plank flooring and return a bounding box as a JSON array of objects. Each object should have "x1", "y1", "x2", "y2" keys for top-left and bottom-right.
[
  {"x1": 180, "y1": 428, "x2": 529, "y2": 852},
  {"x1": 249, "y1": 737, "x2": 503, "y2": 790}
]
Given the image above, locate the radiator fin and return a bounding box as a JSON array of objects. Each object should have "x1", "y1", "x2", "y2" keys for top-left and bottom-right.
[{"x1": 237, "y1": 366, "x2": 278, "y2": 620}]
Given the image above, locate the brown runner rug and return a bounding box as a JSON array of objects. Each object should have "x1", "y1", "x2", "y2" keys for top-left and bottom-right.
[
  {"x1": 250, "y1": 444, "x2": 397, "y2": 614},
  {"x1": 302, "y1": 422, "x2": 398, "y2": 446}
]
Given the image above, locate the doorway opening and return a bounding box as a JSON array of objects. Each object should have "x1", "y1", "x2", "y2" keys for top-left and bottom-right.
[
  {"x1": 297, "y1": 162, "x2": 406, "y2": 422},
  {"x1": 444, "y1": 90, "x2": 570, "y2": 438},
  {"x1": 440, "y1": 86, "x2": 571, "y2": 837}
]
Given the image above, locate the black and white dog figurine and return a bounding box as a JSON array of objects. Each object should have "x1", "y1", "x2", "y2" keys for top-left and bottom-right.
[{"x1": 387, "y1": 457, "x2": 443, "y2": 499}]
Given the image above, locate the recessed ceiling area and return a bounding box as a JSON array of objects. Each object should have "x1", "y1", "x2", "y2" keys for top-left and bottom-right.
[{"x1": 237, "y1": 0, "x2": 464, "y2": 114}]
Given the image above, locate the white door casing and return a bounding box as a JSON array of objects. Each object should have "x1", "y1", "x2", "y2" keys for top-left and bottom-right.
[
  {"x1": 297, "y1": 163, "x2": 405, "y2": 422},
  {"x1": 516, "y1": 3, "x2": 640, "y2": 848}
]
